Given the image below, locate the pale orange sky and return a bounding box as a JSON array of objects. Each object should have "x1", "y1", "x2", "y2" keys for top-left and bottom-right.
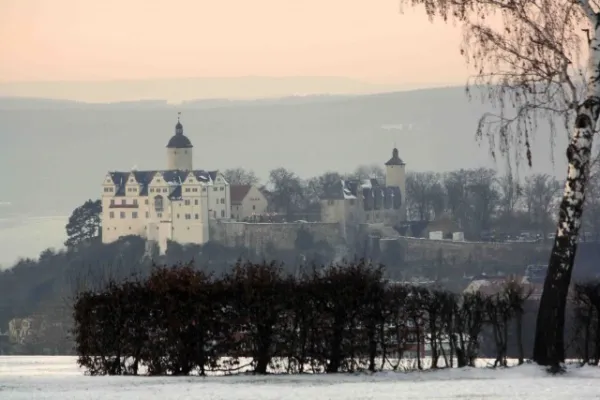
[{"x1": 0, "y1": 0, "x2": 468, "y2": 85}]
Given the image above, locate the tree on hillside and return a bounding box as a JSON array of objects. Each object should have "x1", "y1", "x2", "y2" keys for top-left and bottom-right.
[
  {"x1": 268, "y1": 168, "x2": 306, "y2": 218},
  {"x1": 497, "y1": 172, "x2": 523, "y2": 219},
  {"x1": 400, "y1": 0, "x2": 599, "y2": 368},
  {"x1": 466, "y1": 168, "x2": 500, "y2": 236},
  {"x1": 523, "y1": 174, "x2": 561, "y2": 238},
  {"x1": 353, "y1": 164, "x2": 385, "y2": 182},
  {"x1": 223, "y1": 168, "x2": 260, "y2": 186},
  {"x1": 65, "y1": 199, "x2": 102, "y2": 248},
  {"x1": 405, "y1": 171, "x2": 445, "y2": 221}
]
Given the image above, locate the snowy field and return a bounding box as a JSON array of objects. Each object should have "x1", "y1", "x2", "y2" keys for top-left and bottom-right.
[{"x1": 1, "y1": 356, "x2": 599, "y2": 399}]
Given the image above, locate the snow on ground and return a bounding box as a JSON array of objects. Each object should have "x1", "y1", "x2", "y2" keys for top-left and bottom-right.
[{"x1": 1, "y1": 356, "x2": 599, "y2": 399}]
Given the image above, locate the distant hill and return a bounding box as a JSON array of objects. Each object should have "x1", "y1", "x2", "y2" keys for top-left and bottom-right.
[
  {"x1": 0, "y1": 86, "x2": 568, "y2": 219},
  {"x1": 0, "y1": 76, "x2": 423, "y2": 104}
]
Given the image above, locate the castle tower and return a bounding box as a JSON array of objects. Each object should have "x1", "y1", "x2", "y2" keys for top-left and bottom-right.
[
  {"x1": 385, "y1": 148, "x2": 406, "y2": 217},
  {"x1": 166, "y1": 114, "x2": 193, "y2": 171}
]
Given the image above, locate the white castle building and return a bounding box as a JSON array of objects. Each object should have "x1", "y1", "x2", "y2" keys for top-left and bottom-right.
[{"x1": 101, "y1": 117, "x2": 231, "y2": 252}]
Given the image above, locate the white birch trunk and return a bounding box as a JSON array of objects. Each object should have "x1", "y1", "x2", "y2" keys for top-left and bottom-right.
[{"x1": 534, "y1": 18, "x2": 600, "y2": 367}]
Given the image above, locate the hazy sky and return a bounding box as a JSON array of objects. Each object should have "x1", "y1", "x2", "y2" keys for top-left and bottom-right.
[{"x1": 0, "y1": 0, "x2": 467, "y2": 85}]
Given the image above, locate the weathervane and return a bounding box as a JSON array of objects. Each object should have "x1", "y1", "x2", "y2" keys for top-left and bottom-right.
[{"x1": 177, "y1": 111, "x2": 181, "y2": 122}]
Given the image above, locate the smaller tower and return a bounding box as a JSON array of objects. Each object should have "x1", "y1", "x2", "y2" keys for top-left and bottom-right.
[
  {"x1": 385, "y1": 148, "x2": 406, "y2": 217},
  {"x1": 166, "y1": 114, "x2": 193, "y2": 171}
]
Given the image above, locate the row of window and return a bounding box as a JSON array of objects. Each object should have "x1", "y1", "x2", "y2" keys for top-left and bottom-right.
[
  {"x1": 109, "y1": 211, "x2": 145, "y2": 219},
  {"x1": 127, "y1": 186, "x2": 226, "y2": 194},
  {"x1": 110, "y1": 198, "x2": 227, "y2": 207},
  {"x1": 110, "y1": 198, "x2": 149, "y2": 206},
  {"x1": 108, "y1": 211, "x2": 204, "y2": 220},
  {"x1": 184, "y1": 187, "x2": 204, "y2": 193},
  {"x1": 103, "y1": 187, "x2": 114, "y2": 193}
]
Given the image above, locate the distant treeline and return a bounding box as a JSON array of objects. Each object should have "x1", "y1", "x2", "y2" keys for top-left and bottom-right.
[{"x1": 74, "y1": 260, "x2": 544, "y2": 376}]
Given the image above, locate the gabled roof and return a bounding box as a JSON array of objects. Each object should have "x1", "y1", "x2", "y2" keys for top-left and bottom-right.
[
  {"x1": 322, "y1": 180, "x2": 359, "y2": 200},
  {"x1": 105, "y1": 169, "x2": 223, "y2": 197},
  {"x1": 230, "y1": 185, "x2": 252, "y2": 205}
]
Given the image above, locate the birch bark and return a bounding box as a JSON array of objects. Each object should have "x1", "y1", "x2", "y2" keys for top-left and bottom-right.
[{"x1": 533, "y1": 8, "x2": 600, "y2": 367}]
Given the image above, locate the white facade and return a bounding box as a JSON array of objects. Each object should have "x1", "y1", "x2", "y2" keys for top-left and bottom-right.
[
  {"x1": 230, "y1": 185, "x2": 269, "y2": 221},
  {"x1": 101, "y1": 118, "x2": 230, "y2": 253}
]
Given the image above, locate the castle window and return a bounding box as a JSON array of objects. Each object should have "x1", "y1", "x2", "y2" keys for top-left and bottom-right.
[
  {"x1": 213, "y1": 187, "x2": 218, "y2": 192},
  {"x1": 133, "y1": 199, "x2": 138, "y2": 206},
  {"x1": 177, "y1": 214, "x2": 180, "y2": 219},
  {"x1": 194, "y1": 199, "x2": 199, "y2": 205},
  {"x1": 195, "y1": 214, "x2": 199, "y2": 219},
  {"x1": 150, "y1": 188, "x2": 154, "y2": 193},
  {"x1": 109, "y1": 212, "x2": 114, "y2": 219},
  {"x1": 132, "y1": 212, "x2": 138, "y2": 219},
  {"x1": 145, "y1": 199, "x2": 148, "y2": 205},
  {"x1": 185, "y1": 214, "x2": 191, "y2": 220},
  {"x1": 121, "y1": 199, "x2": 126, "y2": 205},
  {"x1": 120, "y1": 212, "x2": 125, "y2": 219},
  {"x1": 184, "y1": 199, "x2": 190, "y2": 205},
  {"x1": 192, "y1": 188, "x2": 198, "y2": 192},
  {"x1": 145, "y1": 212, "x2": 149, "y2": 218},
  {"x1": 220, "y1": 198, "x2": 225, "y2": 204},
  {"x1": 157, "y1": 212, "x2": 162, "y2": 218},
  {"x1": 185, "y1": 188, "x2": 191, "y2": 192},
  {"x1": 220, "y1": 187, "x2": 224, "y2": 191},
  {"x1": 154, "y1": 195, "x2": 164, "y2": 212},
  {"x1": 110, "y1": 199, "x2": 115, "y2": 206},
  {"x1": 162, "y1": 188, "x2": 168, "y2": 193},
  {"x1": 253, "y1": 205, "x2": 256, "y2": 210},
  {"x1": 203, "y1": 187, "x2": 207, "y2": 192},
  {"x1": 328, "y1": 200, "x2": 334, "y2": 206}
]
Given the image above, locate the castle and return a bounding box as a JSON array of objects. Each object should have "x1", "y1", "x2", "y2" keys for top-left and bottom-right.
[
  {"x1": 320, "y1": 148, "x2": 407, "y2": 225},
  {"x1": 101, "y1": 117, "x2": 231, "y2": 253}
]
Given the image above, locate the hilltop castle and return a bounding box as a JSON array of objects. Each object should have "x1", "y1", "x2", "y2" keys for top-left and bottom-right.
[
  {"x1": 320, "y1": 148, "x2": 407, "y2": 225},
  {"x1": 100, "y1": 117, "x2": 231, "y2": 253}
]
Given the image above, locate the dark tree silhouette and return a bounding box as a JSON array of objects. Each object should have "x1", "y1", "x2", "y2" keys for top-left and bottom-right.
[{"x1": 65, "y1": 199, "x2": 101, "y2": 248}]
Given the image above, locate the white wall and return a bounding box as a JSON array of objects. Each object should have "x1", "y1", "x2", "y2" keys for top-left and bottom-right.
[
  {"x1": 166, "y1": 148, "x2": 193, "y2": 170},
  {"x1": 233, "y1": 186, "x2": 268, "y2": 220}
]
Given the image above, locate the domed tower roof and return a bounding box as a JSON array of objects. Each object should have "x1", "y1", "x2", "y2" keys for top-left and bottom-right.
[
  {"x1": 166, "y1": 116, "x2": 193, "y2": 149},
  {"x1": 385, "y1": 148, "x2": 405, "y2": 166}
]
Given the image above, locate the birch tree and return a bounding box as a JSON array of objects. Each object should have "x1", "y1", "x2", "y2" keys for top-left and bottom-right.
[{"x1": 399, "y1": 0, "x2": 600, "y2": 369}]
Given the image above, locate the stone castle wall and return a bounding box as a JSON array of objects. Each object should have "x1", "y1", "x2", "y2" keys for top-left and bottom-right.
[
  {"x1": 381, "y1": 236, "x2": 550, "y2": 266},
  {"x1": 210, "y1": 220, "x2": 550, "y2": 266},
  {"x1": 209, "y1": 221, "x2": 345, "y2": 252}
]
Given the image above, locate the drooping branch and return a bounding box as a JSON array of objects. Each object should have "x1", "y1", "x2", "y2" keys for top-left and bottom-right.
[{"x1": 402, "y1": 0, "x2": 592, "y2": 168}]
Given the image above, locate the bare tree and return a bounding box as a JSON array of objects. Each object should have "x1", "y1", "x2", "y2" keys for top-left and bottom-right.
[
  {"x1": 353, "y1": 164, "x2": 386, "y2": 182},
  {"x1": 466, "y1": 168, "x2": 500, "y2": 235},
  {"x1": 522, "y1": 174, "x2": 562, "y2": 238},
  {"x1": 399, "y1": 0, "x2": 600, "y2": 368},
  {"x1": 498, "y1": 171, "x2": 522, "y2": 218},
  {"x1": 223, "y1": 168, "x2": 260, "y2": 186},
  {"x1": 405, "y1": 171, "x2": 445, "y2": 221}
]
